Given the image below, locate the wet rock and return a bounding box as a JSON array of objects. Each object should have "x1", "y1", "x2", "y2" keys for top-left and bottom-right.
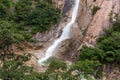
[
  {"x1": 63, "y1": 0, "x2": 74, "y2": 14},
  {"x1": 55, "y1": 39, "x2": 71, "y2": 59}
]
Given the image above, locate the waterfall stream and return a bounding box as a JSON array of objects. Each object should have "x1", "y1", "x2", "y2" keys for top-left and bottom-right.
[{"x1": 38, "y1": 0, "x2": 80, "y2": 65}]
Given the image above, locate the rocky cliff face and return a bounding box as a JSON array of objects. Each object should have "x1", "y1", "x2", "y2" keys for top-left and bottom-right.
[
  {"x1": 31, "y1": 0, "x2": 120, "y2": 61},
  {"x1": 67, "y1": 0, "x2": 120, "y2": 60},
  {"x1": 78, "y1": 0, "x2": 120, "y2": 48},
  {"x1": 26, "y1": 0, "x2": 120, "y2": 75}
]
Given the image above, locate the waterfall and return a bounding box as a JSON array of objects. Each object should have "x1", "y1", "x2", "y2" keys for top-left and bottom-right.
[{"x1": 38, "y1": 0, "x2": 80, "y2": 65}]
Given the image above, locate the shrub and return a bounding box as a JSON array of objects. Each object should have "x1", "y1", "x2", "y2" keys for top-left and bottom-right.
[
  {"x1": 70, "y1": 60, "x2": 103, "y2": 78},
  {"x1": 46, "y1": 57, "x2": 67, "y2": 73},
  {"x1": 92, "y1": 6, "x2": 100, "y2": 15},
  {"x1": 78, "y1": 46, "x2": 105, "y2": 63},
  {"x1": 26, "y1": 1, "x2": 60, "y2": 33},
  {"x1": 0, "y1": 0, "x2": 13, "y2": 18}
]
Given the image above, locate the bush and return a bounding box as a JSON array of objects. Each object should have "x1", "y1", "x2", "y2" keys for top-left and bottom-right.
[
  {"x1": 26, "y1": 1, "x2": 60, "y2": 33},
  {"x1": 14, "y1": 0, "x2": 32, "y2": 22},
  {"x1": 0, "y1": 0, "x2": 13, "y2": 18},
  {"x1": 70, "y1": 60, "x2": 103, "y2": 78},
  {"x1": 78, "y1": 46, "x2": 105, "y2": 63},
  {"x1": 77, "y1": 17, "x2": 120, "y2": 79},
  {"x1": 92, "y1": 6, "x2": 100, "y2": 15},
  {"x1": 46, "y1": 57, "x2": 67, "y2": 73},
  {"x1": 12, "y1": 0, "x2": 60, "y2": 33}
]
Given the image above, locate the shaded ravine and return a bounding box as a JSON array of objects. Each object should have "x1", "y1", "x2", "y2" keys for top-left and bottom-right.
[{"x1": 38, "y1": 0, "x2": 80, "y2": 65}]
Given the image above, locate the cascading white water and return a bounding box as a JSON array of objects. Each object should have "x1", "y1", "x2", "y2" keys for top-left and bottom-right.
[{"x1": 38, "y1": 0, "x2": 80, "y2": 65}]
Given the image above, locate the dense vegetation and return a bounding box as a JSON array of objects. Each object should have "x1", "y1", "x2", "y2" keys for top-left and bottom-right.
[
  {"x1": 0, "y1": 0, "x2": 61, "y2": 80},
  {"x1": 15, "y1": 0, "x2": 60, "y2": 33},
  {"x1": 71, "y1": 17, "x2": 120, "y2": 79},
  {"x1": 0, "y1": 0, "x2": 120, "y2": 80},
  {"x1": 0, "y1": 0, "x2": 60, "y2": 39},
  {"x1": 40, "y1": 16, "x2": 120, "y2": 80}
]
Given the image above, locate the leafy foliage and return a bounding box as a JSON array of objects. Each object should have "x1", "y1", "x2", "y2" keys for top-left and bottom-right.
[
  {"x1": 0, "y1": 0, "x2": 60, "y2": 79},
  {"x1": 78, "y1": 46, "x2": 105, "y2": 62},
  {"x1": 70, "y1": 60, "x2": 102, "y2": 78},
  {"x1": 14, "y1": 0, "x2": 32, "y2": 22},
  {"x1": 77, "y1": 16, "x2": 120, "y2": 79},
  {"x1": 0, "y1": 20, "x2": 26, "y2": 61},
  {"x1": 0, "y1": 0, "x2": 13, "y2": 18},
  {"x1": 92, "y1": 6, "x2": 100, "y2": 15},
  {"x1": 46, "y1": 57, "x2": 67, "y2": 73},
  {"x1": 26, "y1": 1, "x2": 60, "y2": 33},
  {"x1": 0, "y1": 0, "x2": 60, "y2": 41},
  {"x1": 1, "y1": 0, "x2": 120, "y2": 79},
  {"x1": 14, "y1": 0, "x2": 60, "y2": 33}
]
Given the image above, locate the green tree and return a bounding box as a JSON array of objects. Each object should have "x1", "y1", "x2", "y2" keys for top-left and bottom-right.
[
  {"x1": 0, "y1": 20, "x2": 25, "y2": 60},
  {"x1": 14, "y1": 0, "x2": 32, "y2": 22},
  {"x1": 0, "y1": 0, "x2": 13, "y2": 18},
  {"x1": 46, "y1": 57, "x2": 76, "y2": 80},
  {"x1": 78, "y1": 46, "x2": 105, "y2": 63},
  {"x1": 0, "y1": 20, "x2": 45, "y2": 80},
  {"x1": 26, "y1": 1, "x2": 60, "y2": 33},
  {"x1": 70, "y1": 60, "x2": 103, "y2": 78},
  {"x1": 77, "y1": 17, "x2": 120, "y2": 79},
  {"x1": 46, "y1": 57, "x2": 67, "y2": 73},
  {"x1": 92, "y1": 6, "x2": 100, "y2": 15}
]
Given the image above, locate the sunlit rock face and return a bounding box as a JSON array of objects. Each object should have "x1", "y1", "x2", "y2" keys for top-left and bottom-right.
[
  {"x1": 68, "y1": 0, "x2": 120, "y2": 60},
  {"x1": 78, "y1": 0, "x2": 120, "y2": 48},
  {"x1": 32, "y1": 0, "x2": 120, "y2": 60},
  {"x1": 25, "y1": 0, "x2": 120, "y2": 73}
]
